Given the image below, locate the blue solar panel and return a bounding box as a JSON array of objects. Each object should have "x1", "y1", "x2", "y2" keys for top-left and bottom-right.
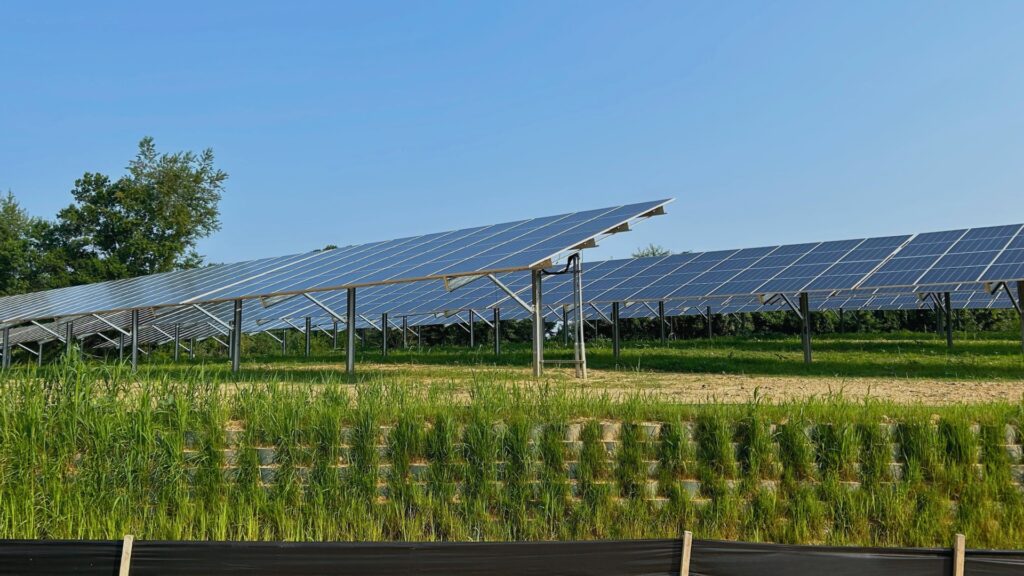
[
  {"x1": 915, "y1": 224, "x2": 1021, "y2": 285},
  {"x1": 0, "y1": 200, "x2": 669, "y2": 324},
  {"x1": 190, "y1": 200, "x2": 670, "y2": 302}
]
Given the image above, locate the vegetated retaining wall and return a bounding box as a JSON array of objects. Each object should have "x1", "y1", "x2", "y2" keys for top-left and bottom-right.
[
  {"x1": 4, "y1": 369, "x2": 1024, "y2": 546},
  {"x1": 204, "y1": 420, "x2": 1024, "y2": 500},
  {"x1": 162, "y1": 413, "x2": 1024, "y2": 546}
]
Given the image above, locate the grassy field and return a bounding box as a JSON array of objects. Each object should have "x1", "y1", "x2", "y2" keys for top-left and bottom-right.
[
  {"x1": 2, "y1": 346, "x2": 1023, "y2": 547},
  {"x1": 119, "y1": 332, "x2": 1024, "y2": 405},
  {"x1": 217, "y1": 331, "x2": 1024, "y2": 381}
]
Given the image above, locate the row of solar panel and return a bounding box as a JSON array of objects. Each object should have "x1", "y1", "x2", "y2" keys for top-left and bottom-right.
[
  {"x1": 0, "y1": 200, "x2": 671, "y2": 324},
  {"x1": 2, "y1": 208, "x2": 1022, "y2": 330},
  {"x1": 231, "y1": 221, "x2": 1024, "y2": 324},
  {"x1": 2, "y1": 206, "x2": 1023, "y2": 351},
  {"x1": 9, "y1": 283, "x2": 1011, "y2": 352}
]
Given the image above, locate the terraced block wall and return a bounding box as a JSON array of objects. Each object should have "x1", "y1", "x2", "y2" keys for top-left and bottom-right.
[{"x1": 2, "y1": 374, "x2": 1023, "y2": 546}]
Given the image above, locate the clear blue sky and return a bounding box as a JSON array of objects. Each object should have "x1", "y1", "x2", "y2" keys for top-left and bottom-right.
[{"x1": 3, "y1": 1, "x2": 1023, "y2": 264}]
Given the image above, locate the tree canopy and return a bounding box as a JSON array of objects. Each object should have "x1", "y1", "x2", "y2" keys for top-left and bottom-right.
[
  {"x1": 1, "y1": 137, "x2": 227, "y2": 294},
  {"x1": 632, "y1": 243, "x2": 671, "y2": 258},
  {"x1": 0, "y1": 193, "x2": 37, "y2": 296}
]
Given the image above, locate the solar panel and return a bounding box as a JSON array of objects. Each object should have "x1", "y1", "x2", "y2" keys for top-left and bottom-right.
[
  {"x1": 183, "y1": 200, "x2": 671, "y2": 304},
  {"x1": 0, "y1": 200, "x2": 670, "y2": 325}
]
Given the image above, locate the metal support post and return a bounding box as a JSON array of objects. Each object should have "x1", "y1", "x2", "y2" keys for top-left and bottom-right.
[
  {"x1": 658, "y1": 300, "x2": 667, "y2": 344},
  {"x1": 231, "y1": 299, "x2": 243, "y2": 373},
  {"x1": 333, "y1": 321, "x2": 339, "y2": 350},
  {"x1": 839, "y1": 307, "x2": 845, "y2": 334},
  {"x1": 1018, "y1": 281, "x2": 1024, "y2": 354},
  {"x1": 944, "y1": 292, "x2": 953, "y2": 349},
  {"x1": 402, "y1": 316, "x2": 409, "y2": 348},
  {"x1": 493, "y1": 307, "x2": 502, "y2": 355},
  {"x1": 799, "y1": 292, "x2": 812, "y2": 364},
  {"x1": 66, "y1": 320, "x2": 74, "y2": 356},
  {"x1": 189, "y1": 338, "x2": 196, "y2": 360},
  {"x1": 304, "y1": 317, "x2": 312, "y2": 357},
  {"x1": 173, "y1": 324, "x2": 181, "y2": 362},
  {"x1": 1, "y1": 326, "x2": 10, "y2": 370},
  {"x1": 572, "y1": 254, "x2": 587, "y2": 379},
  {"x1": 119, "y1": 332, "x2": 125, "y2": 361},
  {"x1": 346, "y1": 288, "x2": 356, "y2": 375},
  {"x1": 562, "y1": 306, "x2": 570, "y2": 347},
  {"x1": 130, "y1": 309, "x2": 140, "y2": 372},
  {"x1": 611, "y1": 301, "x2": 621, "y2": 360},
  {"x1": 38, "y1": 342, "x2": 44, "y2": 367},
  {"x1": 469, "y1": 309, "x2": 476, "y2": 348},
  {"x1": 281, "y1": 330, "x2": 287, "y2": 355},
  {"x1": 381, "y1": 312, "x2": 389, "y2": 356},
  {"x1": 531, "y1": 270, "x2": 543, "y2": 377},
  {"x1": 706, "y1": 306, "x2": 713, "y2": 339}
]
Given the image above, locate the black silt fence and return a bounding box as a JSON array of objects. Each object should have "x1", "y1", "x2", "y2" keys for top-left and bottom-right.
[{"x1": 2, "y1": 537, "x2": 1022, "y2": 576}]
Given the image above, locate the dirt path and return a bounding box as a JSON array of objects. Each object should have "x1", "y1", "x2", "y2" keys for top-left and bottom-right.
[
  {"x1": 251, "y1": 360, "x2": 1024, "y2": 405},
  {"x1": 576, "y1": 369, "x2": 1024, "y2": 404}
]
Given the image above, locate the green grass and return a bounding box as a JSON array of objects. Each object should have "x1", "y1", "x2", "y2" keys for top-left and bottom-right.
[
  {"x1": 2, "y1": 350, "x2": 1024, "y2": 547},
  {"x1": 2, "y1": 352, "x2": 1024, "y2": 545},
  {"x1": 121, "y1": 330, "x2": 1024, "y2": 383}
]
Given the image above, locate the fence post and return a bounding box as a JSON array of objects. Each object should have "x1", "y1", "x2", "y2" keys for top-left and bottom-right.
[
  {"x1": 679, "y1": 530, "x2": 692, "y2": 576},
  {"x1": 953, "y1": 533, "x2": 965, "y2": 576},
  {"x1": 119, "y1": 534, "x2": 134, "y2": 576}
]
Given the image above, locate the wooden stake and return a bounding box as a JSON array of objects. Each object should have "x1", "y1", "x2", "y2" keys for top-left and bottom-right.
[
  {"x1": 119, "y1": 534, "x2": 134, "y2": 576},
  {"x1": 953, "y1": 533, "x2": 965, "y2": 576},
  {"x1": 679, "y1": 530, "x2": 693, "y2": 576}
]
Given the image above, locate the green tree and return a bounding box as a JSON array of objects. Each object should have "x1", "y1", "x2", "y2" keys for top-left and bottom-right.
[
  {"x1": 632, "y1": 243, "x2": 671, "y2": 258},
  {"x1": 51, "y1": 137, "x2": 227, "y2": 283},
  {"x1": 0, "y1": 192, "x2": 36, "y2": 295}
]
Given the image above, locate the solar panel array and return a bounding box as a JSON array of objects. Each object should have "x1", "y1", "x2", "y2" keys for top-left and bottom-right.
[
  {"x1": 0, "y1": 200, "x2": 670, "y2": 325},
  {"x1": 55, "y1": 248, "x2": 1024, "y2": 349},
  {"x1": 25, "y1": 277, "x2": 1015, "y2": 351},
  {"x1": 5, "y1": 218, "x2": 1024, "y2": 352},
  {"x1": 463, "y1": 223, "x2": 1024, "y2": 313}
]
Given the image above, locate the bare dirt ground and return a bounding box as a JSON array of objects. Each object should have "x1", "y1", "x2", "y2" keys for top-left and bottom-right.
[
  {"x1": 253, "y1": 360, "x2": 1024, "y2": 405},
  {"x1": 578, "y1": 369, "x2": 1024, "y2": 404}
]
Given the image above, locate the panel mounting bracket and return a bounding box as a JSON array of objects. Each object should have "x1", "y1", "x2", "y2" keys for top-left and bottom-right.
[
  {"x1": 282, "y1": 318, "x2": 306, "y2": 334},
  {"x1": 258, "y1": 328, "x2": 283, "y2": 344},
  {"x1": 90, "y1": 313, "x2": 132, "y2": 337},
  {"x1": 303, "y1": 293, "x2": 347, "y2": 323},
  {"x1": 31, "y1": 320, "x2": 66, "y2": 343},
  {"x1": 16, "y1": 343, "x2": 40, "y2": 357},
  {"x1": 588, "y1": 302, "x2": 612, "y2": 323},
  {"x1": 486, "y1": 274, "x2": 534, "y2": 314},
  {"x1": 192, "y1": 304, "x2": 232, "y2": 332},
  {"x1": 152, "y1": 325, "x2": 176, "y2": 345},
  {"x1": 776, "y1": 294, "x2": 803, "y2": 320},
  {"x1": 985, "y1": 281, "x2": 1021, "y2": 314},
  {"x1": 358, "y1": 314, "x2": 382, "y2": 330},
  {"x1": 444, "y1": 274, "x2": 483, "y2": 292},
  {"x1": 470, "y1": 309, "x2": 494, "y2": 329},
  {"x1": 206, "y1": 321, "x2": 230, "y2": 336},
  {"x1": 261, "y1": 294, "x2": 299, "y2": 308},
  {"x1": 570, "y1": 238, "x2": 598, "y2": 251}
]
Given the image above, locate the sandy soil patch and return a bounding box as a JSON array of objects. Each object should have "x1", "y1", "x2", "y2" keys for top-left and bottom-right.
[{"x1": 245, "y1": 359, "x2": 1023, "y2": 405}]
